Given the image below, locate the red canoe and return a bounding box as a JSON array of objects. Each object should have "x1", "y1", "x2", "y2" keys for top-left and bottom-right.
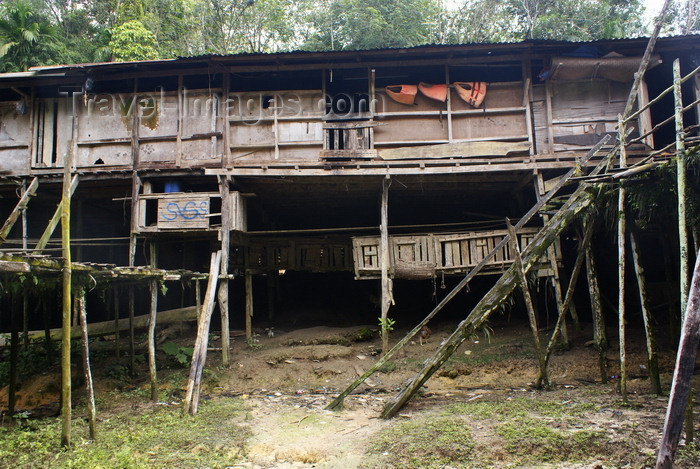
[
  {"x1": 385, "y1": 85, "x2": 418, "y2": 105},
  {"x1": 418, "y1": 82, "x2": 447, "y2": 102}
]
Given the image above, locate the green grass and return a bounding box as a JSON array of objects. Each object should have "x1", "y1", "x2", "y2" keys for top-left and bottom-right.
[
  {"x1": 0, "y1": 396, "x2": 250, "y2": 469},
  {"x1": 366, "y1": 414, "x2": 474, "y2": 469}
]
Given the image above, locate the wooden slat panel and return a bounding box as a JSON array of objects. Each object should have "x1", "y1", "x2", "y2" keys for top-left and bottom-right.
[{"x1": 157, "y1": 194, "x2": 209, "y2": 229}]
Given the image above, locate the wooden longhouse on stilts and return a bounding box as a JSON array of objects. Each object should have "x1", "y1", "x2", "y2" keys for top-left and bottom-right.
[{"x1": 0, "y1": 34, "x2": 699, "y2": 447}]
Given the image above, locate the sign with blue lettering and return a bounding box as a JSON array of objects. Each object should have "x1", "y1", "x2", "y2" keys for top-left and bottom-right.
[{"x1": 157, "y1": 195, "x2": 210, "y2": 229}]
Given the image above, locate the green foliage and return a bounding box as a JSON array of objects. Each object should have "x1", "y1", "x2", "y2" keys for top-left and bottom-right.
[
  {"x1": 0, "y1": 335, "x2": 56, "y2": 388},
  {"x1": 0, "y1": 1, "x2": 57, "y2": 71},
  {"x1": 378, "y1": 316, "x2": 395, "y2": 333},
  {"x1": 108, "y1": 19, "x2": 159, "y2": 61},
  {"x1": 161, "y1": 341, "x2": 193, "y2": 366},
  {"x1": 351, "y1": 327, "x2": 374, "y2": 342}
]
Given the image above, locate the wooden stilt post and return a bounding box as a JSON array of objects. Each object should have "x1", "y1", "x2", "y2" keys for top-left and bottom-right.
[
  {"x1": 60, "y1": 142, "x2": 74, "y2": 448},
  {"x1": 245, "y1": 271, "x2": 253, "y2": 340},
  {"x1": 183, "y1": 251, "x2": 222, "y2": 416},
  {"x1": 538, "y1": 218, "x2": 595, "y2": 388},
  {"x1": 8, "y1": 292, "x2": 18, "y2": 416},
  {"x1": 535, "y1": 171, "x2": 574, "y2": 344},
  {"x1": 656, "y1": 254, "x2": 700, "y2": 468},
  {"x1": 617, "y1": 116, "x2": 629, "y2": 404},
  {"x1": 148, "y1": 242, "x2": 159, "y2": 402},
  {"x1": 77, "y1": 287, "x2": 96, "y2": 439},
  {"x1": 380, "y1": 176, "x2": 393, "y2": 355},
  {"x1": 673, "y1": 57, "x2": 694, "y2": 445},
  {"x1": 217, "y1": 175, "x2": 231, "y2": 367},
  {"x1": 507, "y1": 219, "x2": 547, "y2": 387},
  {"x1": 630, "y1": 229, "x2": 662, "y2": 395},
  {"x1": 114, "y1": 288, "x2": 120, "y2": 359},
  {"x1": 327, "y1": 138, "x2": 612, "y2": 411},
  {"x1": 128, "y1": 172, "x2": 140, "y2": 375},
  {"x1": 586, "y1": 227, "x2": 608, "y2": 384}
]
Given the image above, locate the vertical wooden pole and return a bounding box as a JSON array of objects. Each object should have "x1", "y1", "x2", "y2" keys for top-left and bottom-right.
[
  {"x1": 217, "y1": 175, "x2": 231, "y2": 366},
  {"x1": 672, "y1": 58, "x2": 694, "y2": 442},
  {"x1": 21, "y1": 180, "x2": 28, "y2": 347},
  {"x1": 617, "y1": 115, "x2": 628, "y2": 404},
  {"x1": 507, "y1": 220, "x2": 547, "y2": 387},
  {"x1": 148, "y1": 242, "x2": 159, "y2": 401},
  {"x1": 8, "y1": 292, "x2": 18, "y2": 416},
  {"x1": 245, "y1": 271, "x2": 253, "y2": 340},
  {"x1": 380, "y1": 176, "x2": 393, "y2": 355},
  {"x1": 656, "y1": 254, "x2": 700, "y2": 469},
  {"x1": 183, "y1": 251, "x2": 222, "y2": 416},
  {"x1": 129, "y1": 77, "x2": 141, "y2": 376},
  {"x1": 113, "y1": 288, "x2": 120, "y2": 359},
  {"x1": 585, "y1": 224, "x2": 608, "y2": 384},
  {"x1": 77, "y1": 287, "x2": 96, "y2": 439},
  {"x1": 630, "y1": 229, "x2": 662, "y2": 395},
  {"x1": 60, "y1": 140, "x2": 73, "y2": 447}
]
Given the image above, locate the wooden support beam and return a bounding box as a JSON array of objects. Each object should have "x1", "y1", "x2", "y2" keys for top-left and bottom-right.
[
  {"x1": 77, "y1": 288, "x2": 96, "y2": 439},
  {"x1": 183, "y1": 250, "x2": 222, "y2": 416},
  {"x1": 617, "y1": 116, "x2": 629, "y2": 404},
  {"x1": 586, "y1": 227, "x2": 608, "y2": 384},
  {"x1": 326, "y1": 136, "x2": 612, "y2": 411},
  {"x1": 630, "y1": 229, "x2": 662, "y2": 395},
  {"x1": 33, "y1": 175, "x2": 78, "y2": 254},
  {"x1": 656, "y1": 254, "x2": 700, "y2": 468},
  {"x1": 245, "y1": 271, "x2": 253, "y2": 340},
  {"x1": 381, "y1": 178, "x2": 598, "y2": 419},
  {"x1": 380, "y1": 177, "x2": 393, "y2": 355},
  {"x1": 217, "y1": 175, "x2": 231, "y2": 366},
  {"x1": 148, "y1": 242, "x2": 159, "y2": 401},
  {"x1": 60, "y1": 142, "x2": 73, "y2": 448},
  {"x1": 507, "y1": 219, "x2": 547, "y2": 388},
  {"x1": 537, "y1": 218, "x2": 594, "y2": 388},
  {"x1": 0, "y1": 177, "x2": 39, "y2": 244},
  {"x1": 8, "y1": 293, "x2": 18, "y2": 416}
]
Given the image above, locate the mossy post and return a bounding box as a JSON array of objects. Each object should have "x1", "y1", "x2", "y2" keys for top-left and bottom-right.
[
  {"x1": 585, "y1": 223, "x2": 608, "y2": 384},
  {"x1": 77, "y1": 286, "x2": 97, "y2": 439},
  {"x1": 148, "y1": 242, "x2": 159, "y2": 402},
  {"x1": 617, "y1": 116, "x2": 628, "y2": 404},
  {"x1": 217, "y1": 175, "x2": 231, "y2": 367},
  {"x1": 630, "y1": 229, "x2": 662, "y2": 395},
  {"x1": 506, "y1": 219, "x2": 547, "y2": 388},
  {"x1": 60, "y1": 141, "x2": 74, "y2": 447},
  {"x1": 538, "y1": 218, "x2": 595, "y2": 388}
]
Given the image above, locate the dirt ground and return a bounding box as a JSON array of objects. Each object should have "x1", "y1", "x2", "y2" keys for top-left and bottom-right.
[{"x1": 2, "y1": 319, "x2": 700, "y2": 468}]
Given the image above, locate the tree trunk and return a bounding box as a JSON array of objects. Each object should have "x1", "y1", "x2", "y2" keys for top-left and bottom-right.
[{"x1": 77, "y1": 288, "x2": 97, "y2": 439}]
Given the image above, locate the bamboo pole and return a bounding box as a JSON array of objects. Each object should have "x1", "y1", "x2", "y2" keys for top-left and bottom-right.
[
  {"x1": 585, "y1": 222, "x2": 608, "y2": 384},
  {"x1": 507, "y1": 219, "x2": 547, "y2": 388},
  {"x1": 656, "y1": 254, "x2": 700, "y2": 468},
  {"x1": 380, "y1": 177, "x2": 393, "y2": 355},
  {"x1": 382, "y1": 180, "x2": 597, "y2": 419},
  {"x1": 60, "y1": 142, "x2": 73, "y2": 448},
  {"x1": 630, "y1": 229, "x2": 662, "y2": 395},
  {"x1": 673, "y1": 57, "x2": 695, "y2": 446},
  {"x1": 617, "y1": 116, "x2": 628, "y2": 404},
  {"x1": 217, "y1": 175, "x2": 231, "y2": 367},
  {"x1": 183, "y1": 251, "x2": 222, "y2": 416},
  {"x1": 77, "y1": 287, "x2": 96, "y2": 439},
  {"x1": 326, "y1": 137, "x2": 612, "y2": 411},
  {"x1": 148, "y1": 242, "x2": 159, "y2": 401}
]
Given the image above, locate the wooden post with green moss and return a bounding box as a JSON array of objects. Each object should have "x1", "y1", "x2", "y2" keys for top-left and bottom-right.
[
  {"x1": 507, "y1": 219, "x2": 547, "y2": 387},
  {"x1": 77, "y1": 286, "x2": 97, "y2": 439},
  {"x1": 617, "y1": 116, "x2": 628, "y2": 404},
  {"x1": 585, "y1": 221, "x2": 608, "y2": 384},
  {"x1": 60, "y1": 142, "x2": 74, "y2": 447},
  {"x1": 148, "y1": 242, "x2": 159, "y2": 402},
  {"x1": 630, "y1": 229, "x2": 662, "y2": 395},
  {"x1": 380, "y1": 176, "x2": 393, "y2": 355}
]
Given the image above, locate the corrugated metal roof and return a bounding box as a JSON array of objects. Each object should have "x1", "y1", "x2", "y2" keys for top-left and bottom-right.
[{"x1": 13, "y1": 34, "x2": 700, "y2": 77}]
